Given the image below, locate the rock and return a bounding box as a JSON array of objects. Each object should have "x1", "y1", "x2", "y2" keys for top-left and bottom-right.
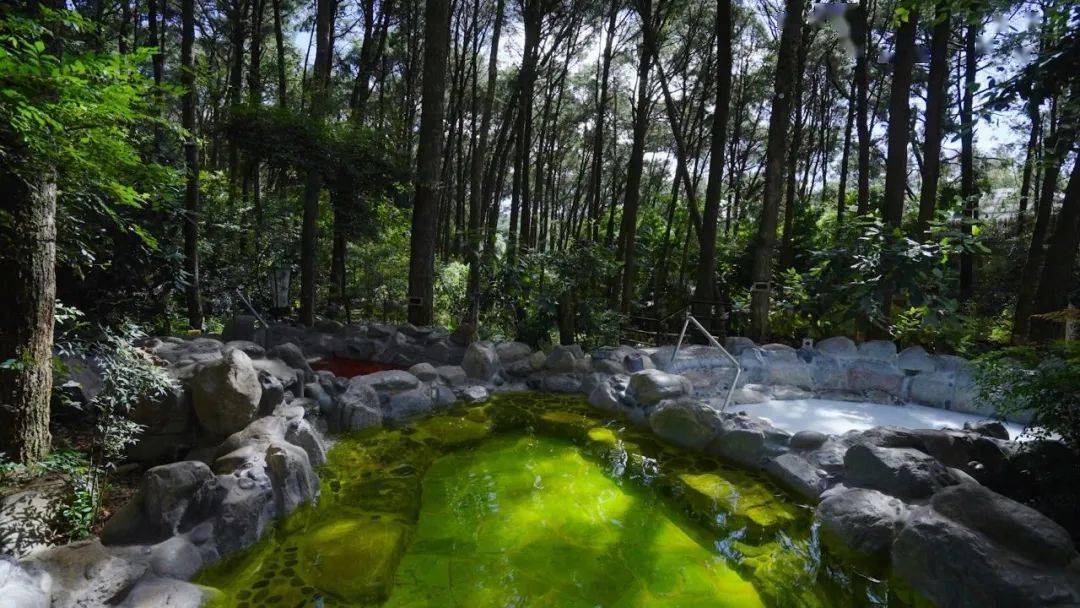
[
  {"x1": 449, "y1": 324, "x2": 476, "y2": 346},
  {"x1": 0, "y1": 555, "x2": 48, "y2": 608},
  {"x1": 724, "y1": 336, "x2": 756, "y2": 356},
  {"x1": 765, "y1": 453, "x2": 828, "y2": 501},
  {"x1": 846, "y1": 359, "x2": 904, "y2": 396},
  {"x1": 496, "y1": 341, "x2": 533, "y2": 364},
  {"x1": 790, "y1": 430, "x2": 828, "y2": 450},
  {"x1": 343, "y1": 337, "x2": 377, "y2": 361},
  {"x1": 816, "y1": 336, "x2": 857, "y2": 358},
  {"x1": 648, "y1": 399, "x2": 723, "y2": 450},
  {"x1": 0, "y1": 478, "x2": 66, "y2": 557},
  {"x1": 206, "y1": 474, "x2": 274, "y2": 557},
  {"x1": 267, "y1": 343, "x2": 314, "y2": 380},
  {"x1": 815, "y1": 487, "x2": 908, "y2": 565},
  {"x1": 541, "y1": 374, "x2": 581, "y2": 393},
  {"x1": 710, "y1": 413, "x2": 791, "y2": 468},
  {"x1": 459, "y1": 385, "x2": 489, "y2": 403},
  {"x1": 897, "y1": 346, "x2": 935, "y2": 373},
  {"x1": 119, "y1": 576, "x2": 217, "y2": 608},
  {"x1": 148, "y1": 536, "x2": 203, "y2": 579},
  {"x1": 221, "y1": 315, "x2": 259, "y2": 343},
  {"x1": 892, "y1": 509, "x2": 1080, "y2": 608},
  {"x1": 331, "y1": 382, "x2": 382, "y2": 431},
  {"x1": 930, "y1": 483, "x2": 1076, "y2": 567},
  {"x1": 250, "y1": 357, "x2": 304, "y2": 395},
  {"x1": 24, "y1": 539, "x2": 149, "y2": 608},
  {"x1": 544, "y1": 344, "x2": 586, "y2": 374},
  {"x1": 462, "y1": 342, "x2": 499, "y2": 380},
  {"x1": 224, "y1": 340, "x2": 265, "y2": 359},
  {"x1": 384, "y1": 388, "x2": 434, "y2": 421},
  {"x1": 434, "y1": 365, "x2": 467, "y2": 387},
  {"x1": 354, "y1": 370, "x2": 421, "y2": 393},
  {"x1": 303, "y1": 381, "x2": 334, "y2": 414},
  {"x1": 628, "y1": 369, "x2": 693, "y2": 406},
  {"x1": 588, "y1": 376, "x2": 626, "y2": 414},
  {"x1": 963, "y1": 419, "x2": 1010, "y2": 441},
  {"x1": 256, "y1": 370, "x2": 285, "y2": 416},
  {"x1": 407, "y1": 362, "x2": 439, "y2": 382},
  {"x1": 265, "y1": 442, "x2": 318, "y2": 517},
  {"x1": 102, "y1": 461, "x2": 216, "y2": 545},
  {"x1": 432, "y1": 385, "x2": 457, "y2": 408},
  {"x1": 190, "y1": 349, "x2": 261, "y2": 436},
  {"x1": 857, "y1": 340, "x2": 897, "y2": 363},
  {"x1": 284, "y1": 418, "x2": 327, "y2": 467},
  {"x1": 843, "y1": 444, "x2": 957, "y2": 499}
]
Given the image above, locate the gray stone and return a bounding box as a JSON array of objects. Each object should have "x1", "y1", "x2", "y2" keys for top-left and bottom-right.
[
  {"x1": 496, "y1": 341, "x2": 533, "y2": 364},
  {"x1": 843, "y1": 444, "x2": 957, "y2": 499},
  {"x1": 434, "y1": 365, "x2": 467, "y2": 387},
  {"x1": 0, "y1": 555, "x2": 48, "y2": 608},
  {"x1": 790, "y1": 430, "x2": 828, "y2": 450},
  {"x1": 384, "y1": 388, "x2": 434, "y2": 421},
  {"x1": 897, "y1": 346, "x2": 935, "y2": 373},
  {"x1": 892, "y1": 509, "x2": 1080, "y2": 608},
  {"x1": 709, "y1": 414, "x2": 791, "y2": 468},
  {"x1": 541, "y1": 374, "x2": 582, "y2": 393},
  {"x1": 224, "y1": 340, "x2": 265, "y2": 359},
  {"x1": 354, "y1": 370, "x2": 421, "y2": 392},
  {"x1": 191, "y1": 349, "x2": 261, "y2": 435},
  {"x1": 846, "y1": 359, "x2": 904, "y2": 396},
  {"x1": 816, "y1": 336, "x2": 857, "y2": 358},
  {"x1": 544, "y1": 344, "x2": 587, "y2": 374},
  {"x1": 265, "y1": 442, "x2": 318, "y2": 517},
  {"x1": 148, "y1": 536, "x2": 203, "y2": 580},
  {"x1": 765, "y1": 453, "x2": 828, "y2": 501},
  {"x1": 858, "y1": 340, "x2": 898, "y2": 363},
  {"x1": 408, "y1": 362, "x2": 439, "y2": 382},
  {"x1": 931, "y1": 483, "x2": 1077, "y2": 567},
  {"x1": 0, "y1": 478, "x2": 66, "y2": 557},
  {"x1": 459, "y1": 385, "x2": 489, "y2": 403},
  {"x1": 343, "y1": 337, "x2": 377, "y2": 361},
  {"x1": 815, "y1": 487, "x2": 909, "y2": 564},
  {"x1": 284, "y1": 418, "x2": 327, "y2": 468},
  {"x1": 23, "y1": 539, "x2": 150, "y2": 608},
  {"x1": 206, "y1": 474, "x2": 274, "y2": 557},
  {"x1": 963, "y1": 419, "x2": 1010, "y2": 440},
  {"x1": 628, "y1": 369, "x2": 693, "y2": 406},
  {"x1": 462, "y1": 342, "x2": 499, "y2": 380},
  {"x1": 724, "y1": 336, "x2": 756, "y2": 356},
  {"x1": 268, "y1": 343, "x2": 314, "y2": 380},
  {"x1": 432, "y1": 385, "x2": 457, "y2": 407},
  {"x1": 588, "y1": 376, "x2": 626, "y2": 414},
  {"x1": 257, "y1": 371, "x2": 285, "y2": 416},
  {"x1": 250, "y1": 357, "x2": 304, "y2": 395},
  {"x1": 333, "y1": 382, "x2": 382, "y2": 431},
  {"x1": 102, "y1": 461, "x2": 215, "y2": 546},
  {"x1": 648, "y1": 399, "x2": 723, "y2": 450},
  {"x1": 120, "y1": 576, "x2": 218, "y2": 608}
]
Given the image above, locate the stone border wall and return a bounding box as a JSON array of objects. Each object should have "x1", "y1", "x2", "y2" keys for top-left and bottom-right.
[{"x1": 1, "y1": 320, "x2": 1071, "y2": 608}]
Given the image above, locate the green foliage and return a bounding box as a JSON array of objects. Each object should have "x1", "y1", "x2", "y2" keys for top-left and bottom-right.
[{"x1": 975, "y1": 342, "x2": 1080, "y2": 448}]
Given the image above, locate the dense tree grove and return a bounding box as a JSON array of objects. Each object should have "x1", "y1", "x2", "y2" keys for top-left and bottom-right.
[{"x1": 2, "y1": 0, "x2": 1080, "y2": 463}]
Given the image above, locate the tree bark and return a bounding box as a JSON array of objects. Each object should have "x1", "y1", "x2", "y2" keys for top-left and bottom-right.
[
  {"x1": 1030, "y1": 157, "x2": 1080, "y2": 341},
  {"x1": 617, "y1": 31, "x2": 653, "y2": 315},
  {"x1": 272, "y1": 0, "x2": 288, "y2": 107},
  {"x1": 1016, "y1": 96, "x2": 1041, "y2": 237},
  {"x1": 749, "y1": 0, "x2": 802, "y2": 341},
  {"x1": 853, "y1": 0, "x2": 871, "y2": 215},
  {"x1": 299, "y1": 0, "x2": 336, "y2": 326},
  {"x1": 182, "y1": 0, "x2": 204, "y2": 330},
  {"x1": 916, "y1": 10, "x2": 950, "y2": 237},
  {"x1": 407, "y1": 0, "x2": 452, "y2": 325},
  {"x1": 694, "y1": 0, "x2": 732, "y2": 322},
  {"x1": 958, "y1": 21, "x2": 977, "y2": 300}
]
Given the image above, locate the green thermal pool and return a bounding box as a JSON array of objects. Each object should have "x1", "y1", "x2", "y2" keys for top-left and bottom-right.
[{"x1": 195, "y1": 393, "x2": 889, "y2": 607}]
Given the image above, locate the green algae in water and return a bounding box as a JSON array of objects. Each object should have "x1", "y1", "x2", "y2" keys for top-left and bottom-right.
[{"x1": 195, "y1": 393, "x2": 888, "y2": 607}]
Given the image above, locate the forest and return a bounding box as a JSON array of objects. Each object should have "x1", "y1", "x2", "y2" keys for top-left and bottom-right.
[{"x1": 2, "y1": 0, "x2": 1080, "y2": 561}]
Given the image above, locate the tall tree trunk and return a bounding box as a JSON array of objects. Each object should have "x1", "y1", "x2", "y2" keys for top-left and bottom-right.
[
  {"x1": 853, "y1": 0, "x2": 871, "y2": 215},
  {"x1": 1016, "y1": 96, "x2": 1042, "y2": 236},
  {"x1": 749, "y1": 0, "x2": 803, "y2": 341},
  {"x1": 0, "y1": 161, "x2": 56, "y2": 465},
  {"x1": 836, "y1": 76, "x2": 855, "y2": 231},
  {"x1": 464, "y1": 0, "x2": 503, "y2": 326},
  {"x1": 272, "y1": 0, "x2": 288, "y2": 107},
  {"x1": 916, "y1": 10, "x2": 950, "y2": 237},
  {"x1": 1013, "y1": 98, "x2": 1075, "y2": 342},
  {"x1": 617, "y1": 33, "x2": 653, "y2": 315},
  {"x1": 780, "y1": 29, "x2": 810, "y2": 269},
  {"x1": 514, "y1": 0, "x2": 541, "y2": 257},
  {"x1": 299, "y1": 0, "x2": 335, "y2": 326},
  {"x1": 958, "y1": 21, "x2": 977, "y2": 300},
  {"x1": 587, "y1": 0, "x2": 619, "y2": 241},
  {"x1": 1030, "y1": 157, "x2": 1080, "y2": 341},
  {"x1": 227, "y1": 0, "x2": 249, "y2": 201},
  {"x1": 182, "y1": 0, "x2": 204, "y2": 330},
  {"x1": 694, "y1": 0, "x2": 732, "y2": 322},
  {"x1": 407, "y1": 0, "x2": 452, "y2": 325}
]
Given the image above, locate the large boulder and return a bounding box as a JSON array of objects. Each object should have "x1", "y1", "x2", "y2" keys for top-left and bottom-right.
[
  {"x1": 0, "y1": 478, "x2": 66, "y2": 558},
  {"x1": 815, "y1": 487, "x2": 909, "y2": 565},
  {"x1": 843, "y1": 444, "x2": 957, "y2": 500},
  {"x1": 101, "y1": 461, "x2": 216, "y2": 546},
  {"x1": 190, "y1": 349, "x2": 261, "y2": 436},
  {"x1": 354, "y1": 370, "x2": 421, "y2": 393},
  {"x1": 22, "y1": 540, "x2": 150, "y2": 608},
  {"x1": 332, "y1": 382, "x2": 383, "y2": 431},
  {"x1": 119, "y1": 576, "x2": 217, "y2": 608},
  {"x1": 892, "y1": 508, "x2": 1080, "y2": 608},
  {"x1": 648, "y1": 399, "x2": 723, "y2": 450},
  {"x1": 544, "y1": 345, "x2": 587, "y2": 374},
  {"x1": 462, "y1": 342, "x2": 499, "y2": 380},
  {"x1": 764, "y1": 453, "x2": 828, "y2": 501},
  {"x1": 495, "y1": 341, "x2": 532, "y2": 364},
  {"x1": 267, "y1": 343, "x2": 314, "y2": 380},
  {"x1": 709, "y1": 413, "x2": 791, "y2": 468},
  {"x1": 384, "y1": 388, "x2": 435, "y2": 421},
  {"x1": 0, "y1": 556, "x2": 48, "y2": 608},
  {"x1": 265, "y1": 442, "x2": 318, "y2": 517},
  {"x1": 628, "y1": 369, "x2": 693, "y2": 407}
]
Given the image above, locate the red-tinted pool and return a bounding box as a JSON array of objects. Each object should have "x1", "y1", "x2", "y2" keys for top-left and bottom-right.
[{"x1": 310, "y1": 358, "x2": 403, "y2": 378}]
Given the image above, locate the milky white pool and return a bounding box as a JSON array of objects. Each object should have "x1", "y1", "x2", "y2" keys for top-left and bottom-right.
[{"x1": 727, "y1": 398, "x2": 1028, "y2": 441}]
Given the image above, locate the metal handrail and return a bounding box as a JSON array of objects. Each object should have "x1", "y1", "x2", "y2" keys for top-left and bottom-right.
[{"x1": 669, "y1": 311, "x2": 741, "y2": 413}]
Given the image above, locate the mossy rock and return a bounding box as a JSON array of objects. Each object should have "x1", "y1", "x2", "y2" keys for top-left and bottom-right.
[
  {"x1": 296, "y1": 516, "x2": 410, "y2": 603},
  {"x1": 535, "y1": 409, "x2": 595, "y2": 440},
  {"x1": 336, "y1": 475, "x2": 423, "y2": 520},
  {"x1": 676, "y1": 472, "x2": 801, "y2": 532},
  {"x1": 410, "y1": 415, "x2": 492, "y2": 448},
  {"x1": 735, "y1": 540, "x2": 824, "y2": 607}
]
